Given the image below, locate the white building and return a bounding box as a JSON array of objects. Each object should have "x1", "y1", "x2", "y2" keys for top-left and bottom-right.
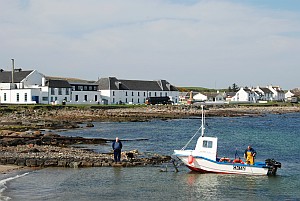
[
  {"x1": 267, "y1": 85, "x2": 285, "y2": 101},
  {"x1": 97, "y1": 77, "x2": 179, "y2": 104},
  {"x1": 254, "y1": 86, "x2": 273, "y2": 101},
  {"x1": 0, "y1": 69, "x2": 45, "y2": 104},
  {"x1": 231, "y1": 87, "x2": 257, "y2": 103}
]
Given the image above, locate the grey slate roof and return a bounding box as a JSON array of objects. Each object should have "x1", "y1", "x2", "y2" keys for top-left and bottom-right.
[
  {"x1": 260, "y1": 87, "x2": 273, "y2": 94},
  {"x1": 97, "y1": 77, "x2": 178, "y2": 91},
  {"x1": 46, "y1": 79, "x2": 72, "y2": 88},
  {"x1": 0, "y1": 70, "x2": 33, "y2": 83}
]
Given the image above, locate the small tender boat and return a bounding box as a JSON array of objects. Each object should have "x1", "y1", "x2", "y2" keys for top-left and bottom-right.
[{"x1": 173, "y1": 105, "x2": 281, "y2": 176}]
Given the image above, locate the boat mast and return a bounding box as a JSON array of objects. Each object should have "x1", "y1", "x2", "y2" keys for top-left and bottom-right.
[{"x1": 201, "y1": 105, "x2": 205, "y2": 137}]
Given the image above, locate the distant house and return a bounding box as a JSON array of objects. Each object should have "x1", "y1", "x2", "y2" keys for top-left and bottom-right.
[
  {"x1": 254, "y1": 87, "x2": 273, "y2": 101},
  {"x1": 285, "y1": 90, "x2": 294, "y2": 102},
  {"x1": 97, "y1": 77, "x2": 179, "y2": 104},
  {"x1": 267, "y1": 85, "x2": 285, "y2": 101},
  {"x1": 231, "y1": 87, "x2": 257, "y2": 103},
  {"x1": 225, "y1": 92, "x2": 236, "y2": 102}
]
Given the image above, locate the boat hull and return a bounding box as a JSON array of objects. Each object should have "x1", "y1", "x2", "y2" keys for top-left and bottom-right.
[{"x1": 174, "y1": 150, "x2": 271, "y2": 176}]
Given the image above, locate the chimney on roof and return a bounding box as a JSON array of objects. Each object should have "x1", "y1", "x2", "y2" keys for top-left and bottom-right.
[{"x1": 11, "y1": 59, "x2": 14, "y2": 84}]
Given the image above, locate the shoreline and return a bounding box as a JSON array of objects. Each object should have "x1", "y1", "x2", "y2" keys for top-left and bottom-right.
[{"x1": 0, "y1": 165, "x2": 27, "y2": 174}]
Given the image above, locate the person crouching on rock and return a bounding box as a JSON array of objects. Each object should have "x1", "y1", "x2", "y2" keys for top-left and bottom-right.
[{"x1": 112, "y1": 137, "x2": 122, "y2": 163}]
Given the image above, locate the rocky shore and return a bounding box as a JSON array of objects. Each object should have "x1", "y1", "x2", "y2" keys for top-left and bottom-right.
[{"x1": 0, "y1": 144, "x2": 171, "y2": 169}]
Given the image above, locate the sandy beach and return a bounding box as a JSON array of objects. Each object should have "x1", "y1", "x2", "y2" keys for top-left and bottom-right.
[{"x1": 0, "y1": 165, "x2": 25, "y2": 174}]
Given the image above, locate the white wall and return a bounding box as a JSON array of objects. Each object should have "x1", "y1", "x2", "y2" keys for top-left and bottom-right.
[
  {"x1": 100, "y1": 89, "x2": 179, "y2": 104},
  {"x1": 69, "y1": 91, "x2": 101, "y2": 105},
  {"x1": 0, "y1": 88, "x2": 41, "y2": 104}
]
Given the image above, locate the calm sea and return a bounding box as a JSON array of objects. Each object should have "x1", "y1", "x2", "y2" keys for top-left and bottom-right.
[{"x1": 1, "y1": 113, "x2": 300, "y2": 201}]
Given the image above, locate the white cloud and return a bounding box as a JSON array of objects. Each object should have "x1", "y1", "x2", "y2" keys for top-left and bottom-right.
[{"x1": 0, "y1": 0, "x2": 300, "y2": 88}]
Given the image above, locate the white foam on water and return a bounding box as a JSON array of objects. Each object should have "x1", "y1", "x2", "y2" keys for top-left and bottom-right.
[{"x1": 0, "y1": 172, "x2": 29, "y2": 201}]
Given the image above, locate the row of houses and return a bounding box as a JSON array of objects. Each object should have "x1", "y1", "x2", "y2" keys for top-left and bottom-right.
[
  {"x1": 0, "y1": 69, "x2": 179, "y2": 105},
  {"x1": 180, "y1": 86, "x2": 298, "y2": 104}
]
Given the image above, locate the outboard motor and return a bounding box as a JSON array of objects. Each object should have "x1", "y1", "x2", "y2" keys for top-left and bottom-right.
[{"x1": 265, "y1": 158, "x2": 281, "y2": 176}]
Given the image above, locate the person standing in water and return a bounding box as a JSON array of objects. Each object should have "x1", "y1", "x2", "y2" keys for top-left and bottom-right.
[{"x1": 112, "y1": 137, "x2": 122, "y2": 163}]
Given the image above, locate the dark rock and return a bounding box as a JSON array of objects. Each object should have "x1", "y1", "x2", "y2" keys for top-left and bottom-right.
[
  {"x1": 0, "y1": 158, "x2": 7, "y2": 165},
  {"x1": 6, "y1": 158, "x2": 16, "y2": 164},
  {"x1": 29, "y1": 148, "x2": 40, "y2": 153},
  {"x1": 15, "y1": 158, "x2": 26, "y2": 166},
  {"x1": 57, "y1": 160, "x2": 68, "y2": 167},
  {"x1": 44, "y1": 159, "x2": 58, "y2": 167},
  {"x1": 26, "y1": 159, "x2": 37, "y2": 167},
  {"x1": 86, "y1": 123, "x2": 94, "y2": 127},
  {"x1": 36, "y1": 159, "x2": 44, "y2": 167}
]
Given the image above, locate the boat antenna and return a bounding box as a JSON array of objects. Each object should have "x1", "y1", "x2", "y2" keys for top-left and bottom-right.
[{"x1": 201, "y1": 105, "x2": 205, "y2": 137}]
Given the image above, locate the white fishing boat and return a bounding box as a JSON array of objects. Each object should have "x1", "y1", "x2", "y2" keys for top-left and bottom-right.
[{"x1": 173, "y1": 105, "x2": 281, "y2": 176}]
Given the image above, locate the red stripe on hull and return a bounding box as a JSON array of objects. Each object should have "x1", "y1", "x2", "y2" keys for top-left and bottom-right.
[{"x1": 186, "y1": 165, "x2": 244, "y2": 174}]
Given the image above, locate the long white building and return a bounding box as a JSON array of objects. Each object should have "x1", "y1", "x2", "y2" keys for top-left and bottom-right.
[{"x1": 97, "y1": 77, "x2": 179, "y2": 104}]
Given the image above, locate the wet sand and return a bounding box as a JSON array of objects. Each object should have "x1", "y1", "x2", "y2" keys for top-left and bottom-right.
[{"x1": 0, "y1": 165, "x2": 25, "y2": 174}]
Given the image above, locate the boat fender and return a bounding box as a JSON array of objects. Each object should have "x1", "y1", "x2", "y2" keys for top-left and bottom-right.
[
  {"x1": 220, "y1": 157, "x2": 231, "y2": 162},
  {"x1": 233, "y1": 159, "x2": 244, "y2": 164},
  {"x1": 188, "y1": 155, "x2": 194, "y2": 164}
]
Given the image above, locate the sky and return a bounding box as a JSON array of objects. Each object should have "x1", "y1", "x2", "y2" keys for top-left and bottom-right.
[{"x1": 0, "y1": 0, "x2": 300, "y2": 89}]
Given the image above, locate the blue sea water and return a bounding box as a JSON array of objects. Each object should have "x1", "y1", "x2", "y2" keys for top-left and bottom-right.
[{"x1": 1, "y1": 113, "x2": 300, "y2": 200}]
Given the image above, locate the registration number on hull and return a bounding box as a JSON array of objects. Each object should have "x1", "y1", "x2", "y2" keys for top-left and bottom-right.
[{"x1": 233, "y1": 165, "x2": 246, "y2": 171}]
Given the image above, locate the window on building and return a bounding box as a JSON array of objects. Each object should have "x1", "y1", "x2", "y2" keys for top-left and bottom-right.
[
  {"x1": 66, "y1": 88, "x2": 69, "y2": 95},
  {"x1": 51, "y1": 88, "x2": 55, "y2": 95},
  {"x1": 132, "y1": 98, "x2": 133, "y2": 102},
  {"x1": 138, "y1": 98, "x2": 140, "y2": 103},
  {"x1": 113, "y1": 91, "x2": 115, "y2": 96},
  {"x1": 42, "y1": 97, "x2": 48, "y2": 101},
  {"x1": 165, "y1": 92, "x2": 168, "y2": 96},
  {"x1": 113, "y1": 98, "x2": 115, "y2": 103},
  {"x1": 132, "y1": 92, "x2": 134, "y2": 96},
  {"x1": 24, "y1": 93, "x2": 28, "y2": 102},
  {"x1": 64, "y1": 97, "x2": 68, "y2": 101},
  {"x1": 84, "y1": 95, "x2": 88, "y2": 101},
  {"x1": 51, "y1": 97, "x2": 53, "y2": 102},
  {"x1": 84, "y1": 86, "x2": 88, "y2": 91},
  {"x1": 4, "y1": 93, "x2": 6, "y2": 101},
  {"x1": 72, "y1": 86, "x2": 75, "y2": 91},
  {"x1": 75, "y1": 95, "x2": 79, "y2": 101},
  {"x1": 95, "y1": 95, "x2": 98, "y2": 102},
  {"x1": 16, "y1": 93, "x2": 19, "y2": 102},
  {"x1": 78, "y1": 86, "x2": 83, "y2": 91},
  {"x1": 144, "y1": 92, "x2": 146, "y2": 96},
  {"x1": 125, "y1": 98, "x2": 128, "y2": 103},
  {"x1": 138, "y1": 92, "x2": 140, "y2": 96},
  {"x1": 160, "y1": 92, "x2": 162, "y2": 97},
  {"x1": 55, "y1": 97, "x2": 58, "y2": 101},
  {"x1": 89, "y1": 86, "x2": 93, "y2": 91},
  {"x1": 58, "y1": 88, "x2": 62, "y2": 95},
  {"x1": 126, "y1": 91, "x2": 128, "y2": 96},
  {"x1": 149, "y1": 92, "x2": 151, "y2": 97},
  {"x1": 93, "y1": 86, "x2": 97, "y2": 91},
  {"x1": 155, "y1": 92, "x2": 157, "y2": 96}
]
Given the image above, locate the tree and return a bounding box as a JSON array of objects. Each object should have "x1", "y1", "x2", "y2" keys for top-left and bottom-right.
[{"x1": 228, "y1": 83, "x2": 239, "y2": 92}]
